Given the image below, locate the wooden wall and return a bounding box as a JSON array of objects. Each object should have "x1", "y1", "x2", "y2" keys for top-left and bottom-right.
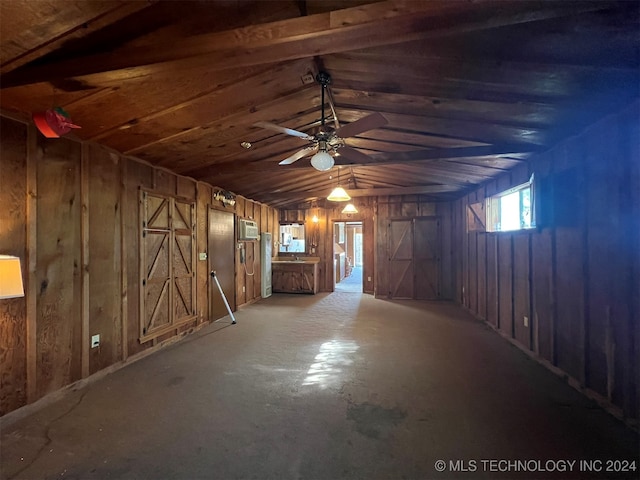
[
  {"x1": 0, "y1": 115, "x2": 277, "y2": 416},
  {"x1": 452, "y1": 101, "x2": 639, "y2": 421},
  {"x1": 279, "y1": 198, "x2": 382, "y2": 295},
  {"x1": 282, "y1": 196, "x2": 454, "y2": 298},
  {"x1": 234, "y1": 195, "x2": 279, "y2": 306}
]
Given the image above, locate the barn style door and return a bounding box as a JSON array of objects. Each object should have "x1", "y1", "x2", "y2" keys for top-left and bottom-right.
[
  {"x1": 387, "y1": 217, "x2": 441, "y2": 300},
  {"x1": 388, "y1": 219, "x2": 414, "y2": 299},
  {"x1": 140, "y1": 191, "x2": 196, "y2": 341},
  {"x1": 414, "y1": 218, "x2": 441, "y2": 300}
]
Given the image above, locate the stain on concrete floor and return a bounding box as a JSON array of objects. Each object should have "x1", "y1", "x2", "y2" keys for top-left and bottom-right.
[{"x1": 347, "y1": 402, "x2": 407, "y2": 439}]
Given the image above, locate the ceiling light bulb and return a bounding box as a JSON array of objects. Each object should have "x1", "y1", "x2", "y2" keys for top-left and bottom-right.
[
  {"x1": 310, "y1": 150, "x2": 334, "y2": 171},
  {"x1": 327, "y1": 186, "x2": 351, "y2": 202}
]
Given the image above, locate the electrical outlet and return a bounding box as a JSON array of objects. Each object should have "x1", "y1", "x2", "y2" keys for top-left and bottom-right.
[
  {"x1": 301, "y1": 73, "x2": 315, "y2": 85},
  {"x1": 91, "y1": 334, "x2": 100, "y2": 348},
  {"x1": 523, "y1": 316, "x2": 529, "y2": 327},
  {"x1": 198, "y1": 252, "x2": 207, "y2": 261},
  {"x1": 242, "y1": 286, "x2": 246, "y2": 293},
  {"x1": 368, "y1": 276, "x2": 372, "y2": 281}
]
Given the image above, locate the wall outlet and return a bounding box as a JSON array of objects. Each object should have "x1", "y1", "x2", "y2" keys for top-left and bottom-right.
[
  {"x1": 242, "y1": 286, "x2": 246, "y2": 293},
  {"x1": 198, "y1": 252, "x2": 207, "y2": 261},
  {"x1": 91, "y1": 334, "x2": 100, "y2": 348},
  {"x1": 368, "y1": 276, "x2": 372, "y2": 282},
  {"x1": 523, "y1": 316, "x2": 529, "y2": 327}
]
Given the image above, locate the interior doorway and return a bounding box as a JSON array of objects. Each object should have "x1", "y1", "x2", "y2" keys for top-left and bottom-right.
[
  {"x1": 334, "y1": 221, "x2": 363, "y2": 293},
  {"x1": 208, "y1": 208, "x2": 236, "y2": 319}
]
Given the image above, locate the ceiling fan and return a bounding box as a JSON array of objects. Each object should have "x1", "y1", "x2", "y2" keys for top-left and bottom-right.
[{"x1": 253, "y1": 71, "x2": 387, "y2": 171}]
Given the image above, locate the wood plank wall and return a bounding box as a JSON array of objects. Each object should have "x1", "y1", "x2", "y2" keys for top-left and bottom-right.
[
  {"x1": 279, "y1": 198, "x2": 377, "y2": 294},
  {"x1": 0, "y1": 115, "x2": 277, "y2": 416},
  {"x1": 452, "y1": 102, "x2": 640, "y2": 421},
  {"x1": 285, "y1": 196, "x2": 454, "y2": 298},
  {"x1": 376, "y1": 197, "x2": 453, "y2": 299}
]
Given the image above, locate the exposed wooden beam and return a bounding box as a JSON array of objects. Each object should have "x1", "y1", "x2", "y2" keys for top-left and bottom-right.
[
  {"x1": 336, "y1": 144, "x2": 540, "y2": 166},
  {"x1": 1, "y1": 1, "x2": 154, "y2": 74},
  {"x1": 192, "y1": 143, "x2": 539, "y2": 176},
  {"x1": 1, "y1": 1, "x2": 613, "y2": 88},
  {"x1": 261, "y1": 184, "x2": 461, "y2": 200}
]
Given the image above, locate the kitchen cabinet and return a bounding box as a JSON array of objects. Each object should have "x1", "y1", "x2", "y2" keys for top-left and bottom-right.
[{"x1": 272, "y1": 260, "x2": 318, "y2": 294}]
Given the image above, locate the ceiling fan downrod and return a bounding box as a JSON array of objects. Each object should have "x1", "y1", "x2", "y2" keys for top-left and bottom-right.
[{"x1": 316, "y1": 71, "x2": 331, "y2": 130}]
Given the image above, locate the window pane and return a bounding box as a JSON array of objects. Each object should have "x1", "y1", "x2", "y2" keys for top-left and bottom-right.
[
  {"x1": 521, "y1": 187, "x2": 532, "y2": 228},
  {"x1": 500, "y1": 191, "x2": 520, "y2": 231}
]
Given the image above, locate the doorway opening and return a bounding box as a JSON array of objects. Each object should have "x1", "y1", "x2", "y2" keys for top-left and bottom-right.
[{"x1": 334, "y1": 221, "x2": 363, "y2": 293}]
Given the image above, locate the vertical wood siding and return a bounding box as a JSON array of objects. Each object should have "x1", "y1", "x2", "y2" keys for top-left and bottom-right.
[
  {"x1": 451, "y1": 101, "x2": 639, "y2": 421},
  {"x1": 0, "y1": 117, "x2": 278, "y2": 416}
]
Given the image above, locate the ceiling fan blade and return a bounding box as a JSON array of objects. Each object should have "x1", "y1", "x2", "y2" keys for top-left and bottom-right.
[
  {"x1": 254, "y1": 121, "x2": 313, "y2": 140},
  {"x1": 337, "y1": 146, "x2": 373, "y2": 164},
  {"x1": 335, "y1": 112, "x2": 388, "y2": 139},
  {"x1": 279, "y1": 146, "x2": 317, "y2": 165}
]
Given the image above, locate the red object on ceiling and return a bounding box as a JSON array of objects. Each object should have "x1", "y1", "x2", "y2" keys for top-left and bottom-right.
[{"x1": 33, "y1": 108, "x2": 81, "y2": 138}]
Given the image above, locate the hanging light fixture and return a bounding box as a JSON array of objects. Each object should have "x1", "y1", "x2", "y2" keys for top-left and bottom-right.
[
  {"x1": 327, "y1": 167, "x2": 351, "y2": 202},
  {"x1": 327, "y1": 186, "x2": 350, "y2": 202},
  {"x1": 310, "y1": 140, "x2": 334, "y2": 171},
  {"x1": 341, "y1": 203, "x2": 358, "y2": 214}
]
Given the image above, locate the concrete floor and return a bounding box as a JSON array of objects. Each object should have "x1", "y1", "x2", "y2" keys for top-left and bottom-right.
[{"x1": 1, "y1": 293, "x2": 638, "y2": 480}]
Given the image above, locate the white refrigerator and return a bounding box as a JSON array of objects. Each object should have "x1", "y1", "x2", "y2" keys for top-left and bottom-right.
[{"x1": 260, "y1": 232, "x2": 272, "y2": 298}]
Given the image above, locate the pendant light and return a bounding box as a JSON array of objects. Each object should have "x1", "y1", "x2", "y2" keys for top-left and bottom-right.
[
  {"x1": 341, "y1": 203, "x2": 358, "y2": 214},
  {"x1": 327, "y1": 167, "x2": 351, "y2": 202}
]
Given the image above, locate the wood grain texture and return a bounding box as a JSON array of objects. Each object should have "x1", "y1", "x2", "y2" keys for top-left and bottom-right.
[
  {"x1": 124, "y1": 159, "x2": 153, "y2": 356},
  {"x1": 0, "y1": 117, "x2": 27, "y2": 415},
  {"x1": 35, "y1": 135, "x2": 83, "y2": 399},
  {"x1": 485, "y1": 234, "x2": 499, "y2": 327},
  {"x1": 532, "y1": 229, "x2": 554, "y2": 362},
  {"x1": 513, "y1": 234, "x2": 531, "y2": 349},
  {"x1": 196, "y1": 182, "x2": 210, "y2": 324},
  {"x1": 497, "y1": 235, "x2": 513, "y2": 337},
  {"x1": 88, "y1": 146, "x2": 122, "y2": 374}
]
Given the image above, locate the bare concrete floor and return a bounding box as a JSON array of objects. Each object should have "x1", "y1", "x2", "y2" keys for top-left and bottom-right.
[{"x1": 1, "y1": 293, "x2": 638, "y2": 480}]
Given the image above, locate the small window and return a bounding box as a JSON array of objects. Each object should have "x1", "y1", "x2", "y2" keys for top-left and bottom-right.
[{"x1": 486, "y1": 175, "x2": 535, "y2": 232}]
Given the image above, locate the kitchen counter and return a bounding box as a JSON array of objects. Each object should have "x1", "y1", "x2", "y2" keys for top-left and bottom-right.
[{"x1": 272, "y1": 257, "x2": 320, "y2": 265}]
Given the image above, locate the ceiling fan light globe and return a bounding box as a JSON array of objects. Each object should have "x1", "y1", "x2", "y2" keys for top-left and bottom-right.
[{"x1": 310, "y1": 151, "x2": 334, "y2": 171}]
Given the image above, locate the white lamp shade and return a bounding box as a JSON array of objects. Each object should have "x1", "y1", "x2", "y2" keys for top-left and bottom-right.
[
  {"x1": 341, "y1": 203, "x2": 358, "y2": 214},
  {"x1": 327, "y1": 186, "x2": 351, "y2": 202},
  {"x1": 0, "y1": 255, "x2": 24, "y2": 299},
  {"x1": 310, "y1": 150, "x2": 334, "y2": 171}
]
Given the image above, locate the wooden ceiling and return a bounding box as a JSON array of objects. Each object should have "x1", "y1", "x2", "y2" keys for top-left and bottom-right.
[{"x1": 1, "y1": 0, "x2": 638, "y2": 208}]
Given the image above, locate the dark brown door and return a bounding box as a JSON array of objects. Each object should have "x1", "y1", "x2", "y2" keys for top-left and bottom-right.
[
  {"x1": 208, "y1": 208, "x2": 235, "y2": 320},
  {"x1": 388, "y1": 219, "x2": 413, "y2": 299},
  {"x1": 414, "y1": 218, "x2": 440, "y2": 300}
]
